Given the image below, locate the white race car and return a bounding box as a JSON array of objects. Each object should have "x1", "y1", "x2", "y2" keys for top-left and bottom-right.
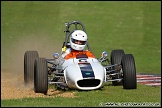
[{"x1": 24, "y1": 21, "x2": 137, "y2": 94}]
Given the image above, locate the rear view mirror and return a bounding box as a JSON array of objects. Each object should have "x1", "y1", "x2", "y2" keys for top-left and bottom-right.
[
  {"x1": 53, "y1": 53, "x2": 59, "y2": 59},
  {"x1": 101, "y1": 51, "x2": 108, "y2": 58}
]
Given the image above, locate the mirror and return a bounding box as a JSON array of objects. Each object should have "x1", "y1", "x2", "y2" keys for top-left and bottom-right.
[
  {"x1": 101, "y1": 51, "x2": 108, "y2": 57},
  {"x1": 53, "y1": 53, "x2": 59, "y2": 59}
]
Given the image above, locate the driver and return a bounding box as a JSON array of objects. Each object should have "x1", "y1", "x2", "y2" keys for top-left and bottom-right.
[{"x1": 62, "y1": 30, "x2": 95, "y2": 59}]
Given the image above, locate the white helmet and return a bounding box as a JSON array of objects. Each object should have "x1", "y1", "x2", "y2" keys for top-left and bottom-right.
[{"x1": 70, "y1": 30, "x2": 87, "y2": 51}]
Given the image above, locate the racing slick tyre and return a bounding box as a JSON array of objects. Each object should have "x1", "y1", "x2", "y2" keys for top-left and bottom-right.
[
  {"x1": 24, "y1": 51, "x2": 39, "y2": 84},
  {"x1": 111, "y1": 49, "x2": 125, "y2": 86},
  {"x1": 34, "y1": 57, "x2": 48, "y2": 94},
  {"x1": 121, "y1": 54, "x2": 137, "y2": 89}
]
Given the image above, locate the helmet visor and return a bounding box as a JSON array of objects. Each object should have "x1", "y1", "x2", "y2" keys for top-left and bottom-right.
[{"x1": 71, "y1": 38, "x2": 87, "y2": 45}]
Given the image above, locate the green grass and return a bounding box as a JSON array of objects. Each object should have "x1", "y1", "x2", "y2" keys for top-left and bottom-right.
[
  {"x1": 1, "y1": 1, "x2": 161, "y2": 74},
  {"x1": 1, "y1": 1, "x2": 161, "y2": 107},
  {"x1": 1, "y1": 84, "x2": 161, "y2": 107}
]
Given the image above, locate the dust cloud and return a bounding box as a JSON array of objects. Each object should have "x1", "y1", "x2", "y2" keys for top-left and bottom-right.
[{"x1": 1, "y1": 35, "x2": 76, "y2": 100}]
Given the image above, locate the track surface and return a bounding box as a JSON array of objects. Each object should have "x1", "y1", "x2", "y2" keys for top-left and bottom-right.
[{"x1": 136, "y1": 73, "x2": 161, "y2": 86}]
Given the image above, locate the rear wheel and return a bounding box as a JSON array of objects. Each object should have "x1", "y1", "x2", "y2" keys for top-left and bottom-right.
[
  {"x1": 24, "y1": 51, "x2": 39, "y2": 84},
  {"x1": 121, "y1": 54, "x2": 137, "y2": 89},
  {"x1": 34, "y1": 57, "x2": 48, "y2": 94},
  {"x1": 111, "y1": 49, "x2": 125, "y2": 86}
]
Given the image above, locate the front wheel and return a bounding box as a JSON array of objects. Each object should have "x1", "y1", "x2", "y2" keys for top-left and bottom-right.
[
  {"x1": 111, "y1": 49, "x2": 125, "y2": 86},
  {"x1": 34, "y1": 57, "x2": 48, "y2": 94},
  {"x1": 121, "y1": 54, "x2": 137, "y2": 89},
  {"x1": 24, "y1": 51, "x2": 39, "y2": 84}
]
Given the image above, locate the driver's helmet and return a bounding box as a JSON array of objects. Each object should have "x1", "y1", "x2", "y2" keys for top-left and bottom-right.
[{"x1": 70, "y1": 30, "x2": 87, "y2": 51}]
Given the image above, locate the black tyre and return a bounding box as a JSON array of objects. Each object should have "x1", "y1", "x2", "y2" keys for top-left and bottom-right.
[
  {"x1": 34, "y1": 57, "x2": 48, "y2": 94},
  {"x1": 121, "y1": 54, "x2": 137, "y2": 89},
  {"x1": 111, "y1": 49, "x2": 125, "y2": 86},
  {"x1": 24, "y1": 51, "x2": 39, "y2": 84}
]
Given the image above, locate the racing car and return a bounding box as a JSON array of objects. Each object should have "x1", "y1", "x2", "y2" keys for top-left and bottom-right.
[{"x1": 24, "y1": 21, "x2": 137, "y2": 94}]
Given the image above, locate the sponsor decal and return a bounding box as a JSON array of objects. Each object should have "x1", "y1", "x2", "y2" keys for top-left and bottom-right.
[{"x1": 79, "y1": 63, "x2": 95, "y2": 78}]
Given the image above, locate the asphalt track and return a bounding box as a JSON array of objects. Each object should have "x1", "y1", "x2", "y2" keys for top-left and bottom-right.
[{"x1": 136, "y1": 73, "x2": 161, "y2": 86}]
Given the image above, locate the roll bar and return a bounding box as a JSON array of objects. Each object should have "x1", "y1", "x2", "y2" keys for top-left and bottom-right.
[{"x1": 62, "y1": 21, "x2": 91, "y2": 52}]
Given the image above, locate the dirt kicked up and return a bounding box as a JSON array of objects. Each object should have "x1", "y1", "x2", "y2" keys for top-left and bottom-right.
[
  {"x1": 1, "y1": 71, "x2": 76, "y2": 100},
  {"x1": 1, "y1": 36, "x2": 76, "y2": 100}
]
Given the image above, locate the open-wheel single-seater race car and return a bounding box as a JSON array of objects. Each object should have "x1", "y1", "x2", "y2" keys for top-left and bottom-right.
[{"x1": 24, "y1": 21, "x2": 137, "y2": 94}]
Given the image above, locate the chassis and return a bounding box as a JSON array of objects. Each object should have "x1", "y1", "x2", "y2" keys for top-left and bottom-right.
[{"x1": 24, "y1": 21, "x2": 137, "y2": 94}]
